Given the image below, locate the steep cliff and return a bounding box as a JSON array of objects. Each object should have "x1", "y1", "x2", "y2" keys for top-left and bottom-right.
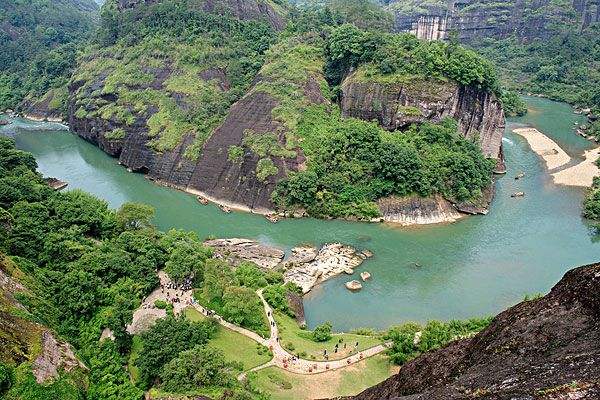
[
  {"x1": 389, "y1": 0, "x2": 600, "y2": 42},
  {"x1": 341, "y1": 69, "x2": 505, "y2": 161},
  {"x1": 345, "y1": 262, "x2": 600, "y2": 400},
  {"x1": 69, "y1": 24, "x2": 327, "y2": 210}
]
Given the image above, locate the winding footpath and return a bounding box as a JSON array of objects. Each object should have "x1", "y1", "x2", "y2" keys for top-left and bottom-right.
[{"x1": 131, "y1": 272, "x2": 391, "y2": 377}]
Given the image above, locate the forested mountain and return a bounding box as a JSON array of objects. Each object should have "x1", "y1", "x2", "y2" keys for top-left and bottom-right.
[
  {"x1": 0, "y1": 0, "x2": 99, "y2": 112},
  {"x1": 388, "y1": 0, "x2": 600, "y2": 112},
  {"x1": 66, "y1": 0, "x2": 505, "y2": 221}
]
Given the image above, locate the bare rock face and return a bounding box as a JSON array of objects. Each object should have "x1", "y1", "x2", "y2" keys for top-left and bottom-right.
[
  {"x1": 345, "y1": 262, "x2": 600, "y2": 400},
  {"x1": 340, "y1": 74, "x2": 505, "y2": 160},
  {"x1": 377, "y1": 195, "x2": 464, "y2": 225},
  {"x1": 18, "y1": 89, "x2": 66, "y2": 122},
  {"x1": 32, "y1": 331, "x2": 86, "y2": 384},
  {"x1": 390, "y1": 0, "x2": 600, "y2": 42},
  {"x1": 204, "y1": 238, "x2": 285, "y2": 270},
  {"x1": 283, "y1": 243, "x2": 372, "y2": 294}
]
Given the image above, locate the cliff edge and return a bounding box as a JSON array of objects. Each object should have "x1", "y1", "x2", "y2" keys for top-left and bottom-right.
[{"x1": 344, "y1": 262, "x2": 600, "y2": 399}]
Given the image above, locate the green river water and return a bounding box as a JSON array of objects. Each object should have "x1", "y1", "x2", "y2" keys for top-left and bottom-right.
[{"x1": 4, "y1": 96, "x2": 600, "y2": 331}]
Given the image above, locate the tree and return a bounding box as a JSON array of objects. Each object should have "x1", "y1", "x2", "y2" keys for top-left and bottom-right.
[
  {"x1": 116, "y1": 202, "x2": 155, "y2": 231},
  {"x1": 136, "y1": 316, "x2": 217, "y2": 388},
  {"x1": 312, "y1": 322, "x2": 333, "y2": 342},
  {"x1": 262, "y1": 284, "x2": 292, "y2": 316},
  {"x1": 165, "y1": 241, "x2": 212, "y2": 284},
  {"x1": 202, "y1": 259, "x2": 235, "y2": 302},
  {"x1": 234, "y1": 262, "x2": 268, "y2": 289},
  {"x1": 385, "y1": 323, "x2": 421, "y2": 365},
  {"x1": 221, "y1": 286, "x2": 266, "y2": 333},
  {"x1": 160, "y1": 346, "x2": 238, "y2": 392},
  {"x1": 49, "y1": 190, "x2": 116, "y2": 237}
]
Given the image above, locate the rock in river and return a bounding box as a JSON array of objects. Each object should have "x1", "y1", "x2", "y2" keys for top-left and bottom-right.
[
  {"x1": 203, "y1": 238, "x2": 372, "y2": 294},
  {"x1": 345, "y1": 280, "x2": 363, "y2": 291},
  {"x1": 283, "y1": 243, "x2": 372, "y2": 294},
  {"x1": 204, "y1": 238, "x2": 284, "y2": 270}
]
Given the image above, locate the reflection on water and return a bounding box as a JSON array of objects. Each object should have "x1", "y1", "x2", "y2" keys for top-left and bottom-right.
[{"x1": 5, "y1": 97, "x2": 600, "y2": 330}]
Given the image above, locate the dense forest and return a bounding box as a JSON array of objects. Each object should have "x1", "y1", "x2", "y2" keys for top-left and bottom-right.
[
  {"x1": 0, "y1": 0, "x2": 98, "y2": 112},
  {"x1": 0, "y1": 135, "x2": 491, "y2": 399}
]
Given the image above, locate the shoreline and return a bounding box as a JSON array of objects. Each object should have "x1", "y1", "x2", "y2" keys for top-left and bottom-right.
[
  {"x1": 512, "y1": 127, "x2": 571, "y2": 170},
  {"x1": 512, "y1": 126, "x2": 600, "y2": 187},
  {"x1": 13, "y1": 114, "x2": 486, "y2": 226},
  {"x1": 551, "y1": 147, "x2": 600, "y2": 187}
]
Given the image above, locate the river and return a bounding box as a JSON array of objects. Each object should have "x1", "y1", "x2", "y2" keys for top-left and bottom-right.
[{"x1": 3, "y1": 97, "x2": 600, "y2": 331}]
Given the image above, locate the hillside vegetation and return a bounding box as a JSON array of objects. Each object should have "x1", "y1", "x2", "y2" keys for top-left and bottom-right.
[
  {"x1": 0, "y1": 0, "x2": 98, "y2": 111},
  {"x1": 67, "y1": 0, "x2": 500, "y2": 219}
]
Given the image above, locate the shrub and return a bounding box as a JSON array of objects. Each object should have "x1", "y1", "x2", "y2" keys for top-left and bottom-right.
[{"x1": 312, "y1": 322, "x2": 333, "y2": 342}]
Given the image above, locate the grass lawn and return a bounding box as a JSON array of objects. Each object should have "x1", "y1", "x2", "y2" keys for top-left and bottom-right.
[
  {"x1": 127, "y1": 335, "x2": 143, "y2": 384},
  {"x1": 251, "y1": 354, "x2": 397, "y2": 400},
  {"x1": 275, "y1": 312, "x2": 383, "y2": 361},
  {"x1": 184, "y1": 307, "x2": 272, "y2": 371}
]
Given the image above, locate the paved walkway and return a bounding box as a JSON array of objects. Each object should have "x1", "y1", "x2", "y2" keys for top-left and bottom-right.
[{"x1": 133, "y1": 272, "x2": 391, "y2": 376}]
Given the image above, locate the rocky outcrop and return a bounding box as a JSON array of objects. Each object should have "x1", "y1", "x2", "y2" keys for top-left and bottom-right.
[
  {"x1": 202, "y1": 239, "x2": 372, "y2": 294},
  {"x1": 345, "y1": 262, "x2": 600, "y2": 400},
  {"x1": 390, "y1": 0, "x2": 600, "y2": 42},
  {"x1": 1, "y1": 254, "x2": 87, "y2": 384},
  {"x1": 283, "y1": 243, "x2": 372, "y2": 294},
  {"x1": 18, "y1": 88, "x2": 66, "y2": 122},
  {"x1": 376, "y1": 195, "x2": 464, "y2": 225},
  {"x1": 341, "y1": 73, "x2": 505, "y2": 160},
  {"x1": 204, "y1": 237, "x2": 285, "y2": 270}
]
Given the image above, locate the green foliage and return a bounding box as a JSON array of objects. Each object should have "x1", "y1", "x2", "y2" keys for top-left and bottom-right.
[
  {"x1": 74, "y1": 0, "x2": 278, "y2": 158},
  {"x1": 583, "y1": 177, "x2": 600, "y2": 225},
  {"x1": 104, "y1": 128, "x2": 126, "y2": 140},
  {"x1": 2, "y1": 364, "x2": 85, "y2": 400},
  {"x1": 0, "y1": 362, "x2": 14, "y2": 395},
  {"x1": 385, "y1": 317, "x2": 492, "y2": 365},
  {"x1": 222, "y1": 286, "x2": 269, "y2": 337},
  {"x1": 228, "y1": 145, "x2": 245, "y2": 164},
  {"x1": 474, "y1": 25, "x2": 600, "y2": 111},
  {"x1": 115, "y1": 202, "x2": 154, "y2": 231},
  {"x1": 0, "y1": 0, "x2": 97, "y2": 110},
  {"x1": 136, "y1": 316, "x2": 218, "y2": 389},
  {"x1": 164, "y1": 240, "x2": 212, "y2": 285},
  {"x1": 256, "y1": 158, "x2": 279, "y2": 182},
  {"x1": 500, "y1": 90, "x2": 528, "y2": 116},
  {"x1": 234, "y1": 262, "x2": 268, "y2": 289},
  {"x1": 159, "y1": 345, "x2": 239, "y2": 392},
  {"x1": 325, "y1": 25, "x2": 499, "y2": 92},
  {"x1": 262, "y1": 284, "x2": 293, "y2": 316},
  {"x1": 273, "y1": 106, "x2": 493, "y2": 219},
  {"x1": 312, "y1": 321, "x2": 333, "y2": 342}
]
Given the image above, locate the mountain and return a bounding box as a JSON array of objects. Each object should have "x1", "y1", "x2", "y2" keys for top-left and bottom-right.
[
  {"x1": 387, "y1": 0, "x2": 600, "y2": 112},
  {"x1": 67, "y1": 0, "x2": 505, "y2": 221},
  {"x1": 388, "y1": 0, "x2": 599, "y2": 42},
  {"x1": 343, "y1": 261, "x2": 600, "y2": 399},
  {"x1": 0, "y1": 0, "x2": 99, "y2": 112}
]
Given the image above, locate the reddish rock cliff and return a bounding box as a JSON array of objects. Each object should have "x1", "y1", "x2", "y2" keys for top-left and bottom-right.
[{"x1": 340, "y1": 73, "x2": 505, "y2": 161}]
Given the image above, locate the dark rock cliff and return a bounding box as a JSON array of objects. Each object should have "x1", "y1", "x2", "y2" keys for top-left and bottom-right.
[
  {"x1": 343, "y1": 262, "x2": 600, "y2": 400},
  {"x1": 390, "y1": 0, "x2": 600, "y2": 42},
  {"x1": 340, "y1": 72, "x2": 506, "y2": 161}
]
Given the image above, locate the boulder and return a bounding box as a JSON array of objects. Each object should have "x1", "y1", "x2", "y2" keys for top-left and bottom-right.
[{"x1": 345, "y1": 280, "x2": 362, "y2": 291}]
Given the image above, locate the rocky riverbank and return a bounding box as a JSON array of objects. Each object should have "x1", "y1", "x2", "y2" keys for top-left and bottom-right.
[{"x1": 204, "y1": 238, "x2": 372, "y2": 294}]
